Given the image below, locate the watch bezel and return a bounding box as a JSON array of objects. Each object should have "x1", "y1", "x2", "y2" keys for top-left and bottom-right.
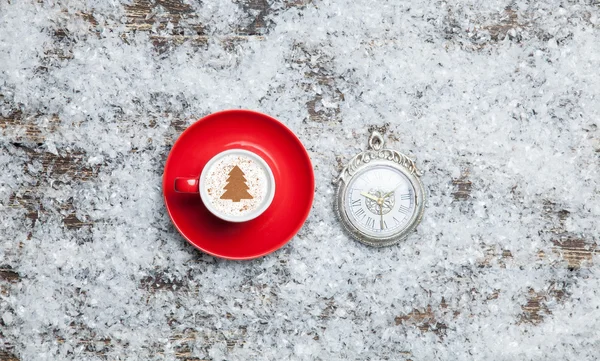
[{"x1": 334, "y1": 143, "x2": 426, "y2": 247}]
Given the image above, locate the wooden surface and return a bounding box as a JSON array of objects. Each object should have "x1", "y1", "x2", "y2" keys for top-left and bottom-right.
[{"x1": 0, "y1": 2, "x2": 596, "y2": 360}]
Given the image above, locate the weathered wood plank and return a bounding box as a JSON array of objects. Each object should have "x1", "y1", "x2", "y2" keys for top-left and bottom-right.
[
  {"x1": 124, "y1": 0, "x2": 205, "y2": 34},
  {"x1": 140, "y1": 271, "x2": 187, "y2": 292},
  {"x1": 290, "y1": 44, "x2": 344, "y2": 123},
  {"x1": 5, "y1": 143, "x2": 100, "y2": 232},
  {"x1": 0, "y1": 110, "x2": 189, "y2": 145},
  {"x1": 0, "y1": 351, "x2": 19, "y2": 361},
  {"x1": 123, "y1": 0, "x2": 284, "y2": 36},
  {"x1": 444, "y1": 6, "x2": 532, "y2": 50},
  {"x1": 479, "y1": 248, "x2": 513, "y2": 268},
  {"x1": 0, "y1": 0, "x2": 280, "y2": 143},
  {"x1": 519, "y1": 285, "x2": 566, "y2": 324},
  {"x1": 395, "y1": 283, "x2": 569, "y2": 331},
  {"x1": 478, "y1": 7, "x2": 527, "y2": 43},
  {"x1": 0, "y1": 110, "x2": 56, "y2": 144},
  {"x1": 552, "y1": 238, "x2": 597, "y2": 269},
  {"x1": 541, "y1": 201, "x2": 597, "y2": 268},
  {"x1": 395, "y1": 301, "x2": 449, "y2": 337},
  {"x1": 0, "y1": 267, "x2": 19, "y2": 283},
  {"x1": 148, "y1": 34, "x2": 264, "y2": 49},
  {"x1": 452, "y1": 168, "x2": 472, "y2": 201}
]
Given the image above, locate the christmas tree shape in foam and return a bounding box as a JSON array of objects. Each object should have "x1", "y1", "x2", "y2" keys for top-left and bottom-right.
[{"x1": 220, "y1": 165, "x2": 253, "y2": 202}]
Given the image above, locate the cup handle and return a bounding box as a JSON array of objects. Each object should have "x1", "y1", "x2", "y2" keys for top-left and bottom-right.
[{"x1": 174, "y1": 177, "x2": 199, "y2": 193}]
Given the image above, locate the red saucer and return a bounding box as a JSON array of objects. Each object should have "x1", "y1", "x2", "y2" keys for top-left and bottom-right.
[{"x1": 162, "y1": 110, "x2": 314, "y2": 260}]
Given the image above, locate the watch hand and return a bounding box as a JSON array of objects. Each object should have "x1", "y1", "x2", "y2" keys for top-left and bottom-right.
[
  {"x1": 382, "y1": 182, "x2": 404, "y2": 199},
  {"x1": 360, "y1": 191, "x2": 380, "y2": 202}
]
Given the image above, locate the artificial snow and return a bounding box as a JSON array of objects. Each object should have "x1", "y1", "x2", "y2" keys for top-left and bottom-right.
[{"x1": 1, "y1": 0, "x2": 599, "y2": 360}]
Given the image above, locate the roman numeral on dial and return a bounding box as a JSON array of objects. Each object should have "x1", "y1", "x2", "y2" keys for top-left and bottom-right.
[
  {"x1": 400, "y1": 193, "x2": 411, "y2": 200},
  {"x1": 398, "y1": 205, "x2": 410, "y2": 214},
  {"x1": 355, "y1": 208, "x2": 366, "y2": 218},
  {"x1": 366, "y1": 217, "x2": 375, "y2": 229},
  {"x1": 351, "y1": 199, "x2": 361, "y2": 207},
  {"x1": 381, "y1": 220, "x2": 387, "y2": 230}
]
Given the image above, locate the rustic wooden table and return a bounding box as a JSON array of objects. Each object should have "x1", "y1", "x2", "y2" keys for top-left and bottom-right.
[{"x1": 1, "y1": 1, "x2": 596, "y2": 360}]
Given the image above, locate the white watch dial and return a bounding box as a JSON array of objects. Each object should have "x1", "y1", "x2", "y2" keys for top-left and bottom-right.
[{"x1": 344, "y1": 165, "x2": 416, "y2": 238}]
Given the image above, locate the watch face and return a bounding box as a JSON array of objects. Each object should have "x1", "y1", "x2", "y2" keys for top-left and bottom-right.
[{"x1": 343, "y1": 164, "x2": 416, "y2": 239}]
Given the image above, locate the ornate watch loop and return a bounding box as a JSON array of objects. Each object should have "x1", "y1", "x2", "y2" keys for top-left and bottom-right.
[{"x1": 368, "y1": 131, "x2": 384, "y2": 151}]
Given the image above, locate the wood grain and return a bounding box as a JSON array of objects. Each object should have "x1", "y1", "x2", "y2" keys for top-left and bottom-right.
[
  {"x1": 0, "y1": 110, "x2": 55, "y2": 144},
  {"x1": 0, "y1": 267, "x2": 19, "y2": 283},
  {"x1": 452, "y1": 168, "x2": 472, "y2": 201},
  {"x1": 552, "y1": 238, "x2": 597, "y2": 269},
  {"x1": 0, "y1": 352, "x2": 18, "y2": 361},
  {"x1": 520, "y1": 285, "x2": 566, "y2": 324},
  {"x1": 0, "y1": 266, "x2": 18, "y2": 360},
  {"x1": 444, "y1": 6, "x2": 531, "y2": 50},
  {"x1": 140, "y1": 271, "x2": 187, "y2": 292},
  {"x1": 6, "y1": 143, "x2": 99, "y2": 233},
  {"x1": 291, "y1": 44, "x2": 345, "y2": 123},
  {"x1": 395, "y1": 300, "x2": 449, "y2": 337},
  {"x1": 479, "y1": 7, "x2": 527, "y2": 43},
  {"x1": 543, "y1": 201, "x2": 596, "y2": 269},
  {"x1": 124, "y1": 0, "x2": 205, "y2": 34}
]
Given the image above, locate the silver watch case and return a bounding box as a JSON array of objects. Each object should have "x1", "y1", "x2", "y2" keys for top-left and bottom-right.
[{"x1": 334, "y1": 132, "x2": 426, "y2": 247}]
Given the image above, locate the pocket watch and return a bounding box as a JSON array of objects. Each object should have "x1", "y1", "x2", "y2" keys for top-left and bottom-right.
[{"x1": 334, "y1": 131, "x2": 426, "y2": 247}]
